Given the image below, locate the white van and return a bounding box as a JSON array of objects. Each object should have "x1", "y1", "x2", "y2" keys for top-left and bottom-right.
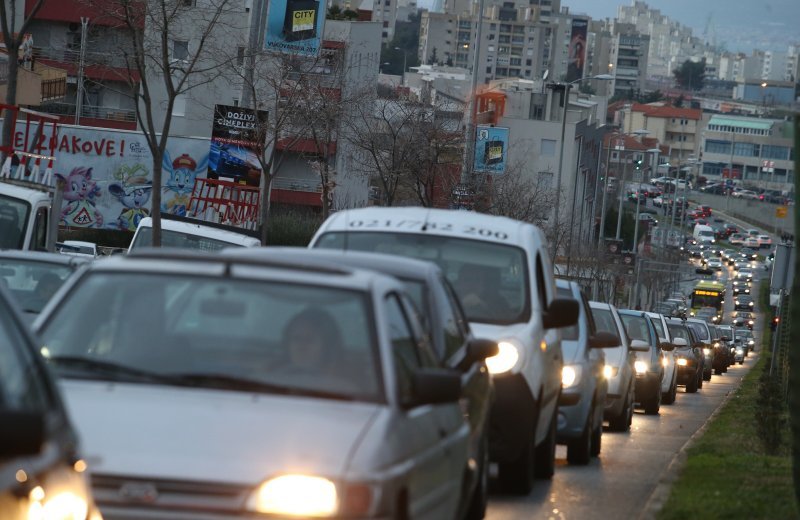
[
  {"x1": 693, "y1": 224, "x2": 716, "y2": 244},
  {"x1": 129, "y1": 215, "x2": 261, "y2": 252},
  {"x1": 309, "y1": 206, "x2": 578, "y2": 494}
]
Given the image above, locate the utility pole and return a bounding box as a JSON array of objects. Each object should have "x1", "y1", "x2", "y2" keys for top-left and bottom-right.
[
  {"x1": 74, "y1": 17, "x2": 89, "y2": 126},
  {"x1": 242, "y1": 0, "x2": 265, "y2": 109},
  {"x1": 459, "y1": 0, "x2": 486, "y2": 187}
]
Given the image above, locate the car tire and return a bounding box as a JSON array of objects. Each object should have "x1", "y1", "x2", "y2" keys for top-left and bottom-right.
[
  {"x1": 590, "y1": 415, "x2": 602, "y2": 457},
  {"x1": 739, "y1": 360, "x2": 744, "y2": 365},
  {"x1": 662, "y1": 382, "x2": 676, "y2": 405},
  {"x1": 686, "y1": 372, "x2": 699, "y2": 393},
  {"x1": 703, "y1": 370, "x2": 711, "y2": 382},
  {"x1": 608, "y1": 396, "x2": 631, "y2": 432},
  {"x1": 714, "y1": 368, "x2": 722, "y2": 375},
  {"x1": 533, "y1": 409, "x2": 557, "y2": 479},
  {"x1": 497, "y1": 433, "x2": 535, "y2": 495},
  {"x1": 567, "y1": 413, "x2": 592, "y2": 465},
  {"x1": 644, "y1": 388, "x2": 661, "y2": 415}
]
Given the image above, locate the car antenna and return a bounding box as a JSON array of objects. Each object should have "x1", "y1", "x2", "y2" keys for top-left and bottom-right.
[{"x1": 420, "y1": 206, "x2": 433, "y2": 232}]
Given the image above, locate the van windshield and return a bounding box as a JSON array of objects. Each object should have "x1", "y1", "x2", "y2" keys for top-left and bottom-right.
[
  {"x1": 131, "y1": 227, "x2": 247, "y2": 252},
  {"x1": 314, "y1": 231, "x2": 530, "y2": 325},
  {"x1": 699, "y1": 231, "x2": 714, "y2": 237},
  {"x1": 0, "y1": 195, "x2": 31, "y2": 250}
]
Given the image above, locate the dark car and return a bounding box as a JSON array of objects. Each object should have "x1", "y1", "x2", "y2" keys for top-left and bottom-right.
[
  {"x1": 723, "y1": 223, "x2": 739, "y2": 236},
  {"x1": 0, "y1": 251, "x2": 89, "y2": 321},
  {"x1": 666, "y1": 319, "x2": 704, "y2": 393},
  {"x1": 0, "y1": 284, "x2": 100, "y2": 519},
  {"x1": 709, "y1": 325, "x2": 731, "y2": 373},
  {"x1": 716, "y1": 325, "x2": 737, "y2": 367},
  {"x1": 619, "y1": 310, "x2": 670, "y2": 415},
  {"x1": 733, "y1": 311, "x2": 756, "y2": 330},
  {"x1": 686, "y1": 318, "x2": 716, "y2": 382},
  {"x1": 734, "y1": 294, "x2": 755, "y2": 311}
]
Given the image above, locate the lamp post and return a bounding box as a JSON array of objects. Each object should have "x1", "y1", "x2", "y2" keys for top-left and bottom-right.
[
  {"x1": 631, "y1": 147, "x2": 661, "y2": 256},
  {"x1": 614, "y1": 129, "x2": 650, "y2": 241},
  {"x1": 394, "y1": 47, "x2": 408, "y2": 78},
  {"x1": 551, "y1": 74, "x2": 613, "y2": 264}
]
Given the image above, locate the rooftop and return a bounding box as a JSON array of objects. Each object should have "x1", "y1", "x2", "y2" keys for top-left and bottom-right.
[
  {"x1": 630, "y1": 102, "x2": 702, "y2": 121},
  {"x1": 707, "y1": 114, "x2": 774, "y2": 131}
]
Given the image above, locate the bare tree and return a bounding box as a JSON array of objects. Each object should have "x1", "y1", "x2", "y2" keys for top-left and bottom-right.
[
  {"x1": 0, "y1": 0, "x2": 48, "y2": 155},
  {"x1": 92, "y1": 0, "x2": 238, "y2": 245}
]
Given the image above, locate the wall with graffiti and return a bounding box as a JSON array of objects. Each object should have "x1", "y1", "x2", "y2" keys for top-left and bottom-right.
[{"x1": 10, "y1": 122, "x2": 211, "y2": 231}]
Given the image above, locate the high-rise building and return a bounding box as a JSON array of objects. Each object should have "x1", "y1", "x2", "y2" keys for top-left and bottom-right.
[{"x1": 608, "y1": 22, "x2": 649, "y2": 98}]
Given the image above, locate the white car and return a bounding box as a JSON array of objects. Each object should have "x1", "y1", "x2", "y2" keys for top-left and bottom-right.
[
  {"x1": 309, "y1": 206, "x2": 578, "y2": 493},
  {"x1": 35, "y1": 251, "x2": 478, "y2": 519},
  {"x1": 757, "y1": 235, "x2": 772, "y2": 249},
  {"x1": 129, "y1": 214, "x2": 261, "y2": 251},
  {"x1": 58, "y1": 240, "x2": 98, "y2": 258},
  {"x1": 644, "y1": 312, "x2": 679, "y2": 406},
  {"x1": 707, "y1": 258, "x2": 723, "y2": 271},
  {"x1": 744, "y1": 237, "x2": 760, "y2": 248},
  {"x1": 733, "y1": 190, "x2": 759, "y2": 199},
  {"x1": 638, "y1": 213, "x2": 658, "y2": 225}
]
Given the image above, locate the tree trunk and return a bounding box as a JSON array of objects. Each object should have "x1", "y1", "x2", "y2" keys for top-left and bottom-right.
[
  {"x1": 151, "y1": 153, "x2": 163, "y2": 246},
  {"x1": 320, "y1": 159, "x2": 330, "y2": 220},
  {"x1": 2, "y1": 44, "x2": 20, "y2": 158},
  {"x1": 259, "y1": 169, "x2": 273, "y2": 245}
]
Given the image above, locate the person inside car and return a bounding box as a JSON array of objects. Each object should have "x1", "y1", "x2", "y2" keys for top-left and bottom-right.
[
  {"x1": 454, "y1": 263, "x2": 510, "y2": 321},
  {"x1": 281, "y1": 307, "x2": 345, "y2": 376}
]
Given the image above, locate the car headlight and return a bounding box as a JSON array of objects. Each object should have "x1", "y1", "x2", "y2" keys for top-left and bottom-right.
[
  {"x1": 690, "y1": 311, "x2": 695, "y2": 317},
  {"x1": 733, "y1": 280, "x2": 739, "y2": 286},
  {"x1": 634, "y1": 360, "x2": 649, "y2": 374},
  {"x1": 748, "y1": 340, "x2": 755, "y2": 346},
  {"x1": 730, "y1": 347, "x2": 735, "y2": 353},
  {"x1": 713, "y1": 342, "x2": 720, "y2": 349},
  {"x1": 703, "y1": 348, "x2": 712, "y2": 356},
  {"x1": 603, "y1": 365, "x2": 618, "y2": 379},
  {"x1": 661, "y1": 357, "x2": 669, "y2": 368},
  {"x1": 735, "y1": 301, "x2": 740, "y2": 305},
  {"x1": 247, "y1": 475, "x2": 338, "y2": 517},
  {"x1": 677, "y1": 358, "x2": 688, "y2": 366},
  {"x1": 486, "y1": 341, "x2": 520, "y2": 374},
  {"x1": 748, "y1": 320, "x2": 754, "y2": 325},
  {"x1": 749, "y1": 302, "x2": 754, "y2": 306},
  {"x1": 736, "y1": 347, "x2": 744, "y2": 353},
  {"x1": 27, "y1": 488, "x2": 89, "y2": 520},
  {"x1": 562, "y1": 365, "x2": 582, "y2": 388}
]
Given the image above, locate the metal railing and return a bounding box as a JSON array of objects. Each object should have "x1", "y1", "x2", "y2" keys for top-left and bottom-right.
[
  {"x1": 34, "y1": 46, "x2": 130, "y2": 70},
  {"x1": 40, "y1": 101, "x2": 136, "y2": 122},
  {"x1": 272, "y1": 177, "x2": 322, "y2": 192}
]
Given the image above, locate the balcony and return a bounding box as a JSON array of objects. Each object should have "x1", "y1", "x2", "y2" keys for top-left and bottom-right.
[
  {"x1": 271, "y1": 177, "x2": 323, "y2": 207},
  {"x1": 38, "y1": 101, "x2": 137, "y2": 130},
  {"x1": 35, "y1": 47, "x2": 139, "y2": 83},
  {"x1": 28, "y1": 0, "x2": 144, "y2": 28},
  {"x1": 0, "y1": 55, "x2": 67, "y2": 106}
]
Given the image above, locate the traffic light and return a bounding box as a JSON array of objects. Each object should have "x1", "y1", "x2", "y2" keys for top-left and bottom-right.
[
  {"x1": 635, "y1": 158, "x2": 643, "y2": 170},
  {"x1": 771, "y1": 316, "x2": 780, "y2": 331}
]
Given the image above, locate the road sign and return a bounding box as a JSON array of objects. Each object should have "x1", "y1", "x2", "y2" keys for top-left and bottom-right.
[{"x1": 776, "y1": 206, "x2": 788, "y2": 218}]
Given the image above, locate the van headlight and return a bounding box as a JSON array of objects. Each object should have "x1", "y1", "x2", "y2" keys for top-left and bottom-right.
[
  {"x1": 703, "y1": 348, "x2": 711, "y2": 356},
  {"x1": 247, "y1": 475, "x2": 338, "y2": 516},
  {"x1": 486, "y1": 341, "x2": 520, "y2": 374},
  {"x1": 677, "y1": 358, "x2": 688, "y2": 366},
  {"x1": 603, "y1": 365, "x2": 618, "y2": 379},
  {"x1": 562, "y1": 365, "x2": 581, "y2": 388},
  {"x1": 27, "y1": 488, "x2": 89, "y2": 520},
  {"x1": 634, "y1": 361, "x2": 648, "y2": 374}
]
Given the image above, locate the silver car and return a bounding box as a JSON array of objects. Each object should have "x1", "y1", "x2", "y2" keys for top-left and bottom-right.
[
  {"x1": 34, "y1": 250, "x2": 476, "y2": 519},
  {"x1": 589, "y1": 302, "x2": 649, "y2": 432},
  {"x1": 645, "y1": 312, "x2": 679, "y2": 405},
  {"x1": 556, "y1": 280, "x2": 615, "y2": 464}
]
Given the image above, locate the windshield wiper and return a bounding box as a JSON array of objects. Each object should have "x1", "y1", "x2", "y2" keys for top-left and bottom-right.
[
  {"x1": 48, "y1": 356, "x2": 174, "y2": 384},
  {"x1": 165, "y1": 373, "x2": 355, "y2": 401}
]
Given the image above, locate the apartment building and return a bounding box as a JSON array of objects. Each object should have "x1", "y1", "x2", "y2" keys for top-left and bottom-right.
[
  {"x1": 619, "y1": 102, "x2": 701, "y2": 163},
  {"x1": 700, "y1": 114, "x2": 794, "y2": 190},
  {"x1": 608, "y1": 22, "x2": 649, "y2": 99}
]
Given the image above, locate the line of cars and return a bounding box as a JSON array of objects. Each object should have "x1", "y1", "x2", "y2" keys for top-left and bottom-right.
[{"x1": 0, "y1": 206, "x2": 750, "y2": 519}]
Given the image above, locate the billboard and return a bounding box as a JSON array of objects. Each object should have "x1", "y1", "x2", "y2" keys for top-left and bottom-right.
[
  {"x1": 565, "y1": 18, "x2": 588, "y2": 83},
  {"x1": 473, "y1": 125, "x2": 509, "y2": 175},
  {"x1": 208, "y1": 105, "x2": 269, "y2": 187},
  {"x1": 264, "y1": 0, "x2": 325, "y2": 56}
]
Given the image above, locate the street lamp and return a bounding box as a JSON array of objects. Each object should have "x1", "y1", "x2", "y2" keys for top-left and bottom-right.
[
  {"x1": 614, "y1": 129, "x2": 650, "y2": 242},
  {"x1": 551, "y1": 73, "x2": 613, "y2": 264},
  {"x1": 394, "y1": 47, "x2": 409, "y2": 79}
]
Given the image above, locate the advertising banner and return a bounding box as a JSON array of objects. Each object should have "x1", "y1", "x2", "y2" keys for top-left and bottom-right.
[
  {"x1": 473, "y1": 125, "x2": 509, "y2": 175},
  {"x1": 208, "y1": 104, "x2": 269, "y2": 187},
  {"x1": 565, "y1": 18, "x2": 588, "y2": 83},
  {"x1": 8, "y1": 122, "x2": 210, "y2": 231},
  {"x1": 264, "y1": 0, "x2": 325, "y2": 56}
]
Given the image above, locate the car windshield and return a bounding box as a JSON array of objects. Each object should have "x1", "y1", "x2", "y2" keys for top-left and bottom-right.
[
  {"x1": 556, "y1": 287, "x2": 579, "y2": 342},
  {"x1": 131, "y1": 227, "x2": 248, "y2": 252},
  {"x1": 0, "y1": 195, "x2": 31, "y2": 250},
  {"x1": 667, "y1": 324, "x2": 691, "y2": 346},
  {"x1": 315, "y1": 231, "x2": 530, "y2": 325},
  {"x1": 590, "y1": 307, "x2": 624, "y2": 366},
  {"x1": 620, "y1": 314, "x2": 651, "y2": 344},
  {"x1": 0, "y1": 259, "x2": 75, "y2": 313},
  {"x1": 37, "y1": 272, "x2": 383, "y2": 403},
  {"x1": 686, "y1": 322, "x2": 710, "y2": 341}
]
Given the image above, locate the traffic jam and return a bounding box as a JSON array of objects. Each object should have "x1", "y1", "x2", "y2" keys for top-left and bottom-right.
[{"x1": 1, "y1": 185, "x2": 767, "y2": 519}]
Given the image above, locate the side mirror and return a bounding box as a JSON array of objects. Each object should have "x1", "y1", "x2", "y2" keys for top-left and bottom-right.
[
  {"x1": 659, "y1": 341, "x2": 675, "y2": 351},
  {"x1": 409, "y1": 369, "x2": 462, "y2": 407},
  {"x1": 0, "y1": 409, "x2": 45, "y2": 458},
  {"x1": 589, "y1": 331, "x2": 620, "y2": 349},
  {"x1": 460, "y1": 338, "x2": 498, "y2": 369},
  {"x1": 672, "y1": 337, "x2": 688, "y2": 348},
  {"x1": 542, "y1": 298, "x2": 579, "y2": 330},
  {"x1": 630, "y1": 339, "x2": 651, "y2": 352}
]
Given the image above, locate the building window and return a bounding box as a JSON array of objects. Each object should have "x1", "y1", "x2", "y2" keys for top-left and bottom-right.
[
  {"x1": 233, "y1": 98, "x2": 239, "y2": 107},
  {"x1": 734, "y1": 142, "x2": 758, "y2": 157},
  {"x1": 526, "y1": 59, "x2": 532, "y2": 66},
  {"x1": 538, "y1": 171, "x2": 554, "y2": 188},
  {"x1": 486, "y1": 66, "x2": 492, "y2": 73},
  {"x1": 762, "y1": 145, "x2": 789, "y2": 160},
  {"x1": 172, "y1": 94, "x2": 186, "y2": 116},
  {"x1": 236, "y1": 46, "x2": 245, "y2": 67},
  {"x1": 172, "y1": 40, "x2": 189, "y2": 61},
  {"x1": 541, "y1": 139, "x2": 556, "y2": 156}
]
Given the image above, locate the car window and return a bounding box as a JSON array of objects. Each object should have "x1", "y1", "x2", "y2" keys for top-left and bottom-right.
[
  {"x1": 385, "y1": 294, "x2": 424, "y2": 404},
  {"x1": 0, "y1": 259, "x2": 75, "y2": 314},
  {"x1": 0, "y1": 306, "x2": 50, "y2": 411},
  {"x1": 620, "y1": 314, "x2": 651, "y2": 344},
  {"x1": 436, "y1": 280, "x2": 467, "y2": 360},
  {"x1": 686, "y1": 321, "x2": 710, "y2": 341},
  {"x1": 556, "y1": 287, "x2": 579, "y2": 340},
  {"x1": 315, "y1": 231, "x2": 530, "y2": 325},
  {"x1": 38, "y1": 272, "x2": 383, "y2": 403},
  {"x1": 131, "y1": 227, "x2": 246, "y2": 252},
  {"x1": 649, "y1": 316, "x2": 666, "y2": 340},
  {"x1": 590, "y1": 307, "x2": 624, "y2": 366}
]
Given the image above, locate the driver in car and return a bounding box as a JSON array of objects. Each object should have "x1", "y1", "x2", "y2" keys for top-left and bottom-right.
[{"x1": 454, "y1": 263, "x2": 510, "y2": 321}]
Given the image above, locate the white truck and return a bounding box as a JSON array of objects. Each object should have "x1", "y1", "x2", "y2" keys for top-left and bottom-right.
[
  {"x1": 693, "y1": 224, "x2": 716, "y2": 245},
  {"x1": 0, "y1": 178, "x2": 61, "y2": 251}
]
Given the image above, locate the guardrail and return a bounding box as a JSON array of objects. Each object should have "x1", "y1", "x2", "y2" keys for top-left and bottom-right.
[{"x1": 688, "y1": 191, "x2": 794, "y2": 236}]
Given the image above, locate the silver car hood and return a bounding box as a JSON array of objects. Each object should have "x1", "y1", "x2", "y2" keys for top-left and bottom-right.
[{"x1": 60, "y1": 379, "x2": 380, "y2": 485}]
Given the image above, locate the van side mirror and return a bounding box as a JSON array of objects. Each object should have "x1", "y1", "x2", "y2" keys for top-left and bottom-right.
[
  {"x1": 0, "y1": 409, "x2": 45, "y2": 458},
  {"x1": 542, "y1": 298, "x2": 579, "y2": 330},
  {"x1": 589, "y1": 331, "x2": 619, "y2": 349},
  {"x1": 630, "y1": 339, "x2": 651, "y2": 352},
  {"x1": 460, "y1": 338, "x2": 498, "y2": 369},
  {"x1": 659, "y1": 341, "x2": 675, "y2": 351},
  {"x1": 408, "y1": 369, "x2": 462, "y2": 407}
]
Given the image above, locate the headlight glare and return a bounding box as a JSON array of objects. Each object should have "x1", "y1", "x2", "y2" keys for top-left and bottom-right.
[
  {"x1": 562, "y1": 365, "x2": 581, "y2": 388},
  {"x1": 486, "y1": 341, "x2": 520, "y2": 374},
  {"x1": 677, "y1": 358, "x2": 688, "y2": 366},
  {"x1": 28, "y1": 489, "x2": 89, "y2": 520},
  {"x1": 603, "y1": 365, "x2": 618, "y2": 379},
  {"x1": 634, "y1": 360, "x2": 648, "y2": 374},
  {"x1": 247, "y1": 475, "x2": 338, "y2": 517},
  {"x1": 661, "y1": 357, "x2": 669, "y2": 367}
]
